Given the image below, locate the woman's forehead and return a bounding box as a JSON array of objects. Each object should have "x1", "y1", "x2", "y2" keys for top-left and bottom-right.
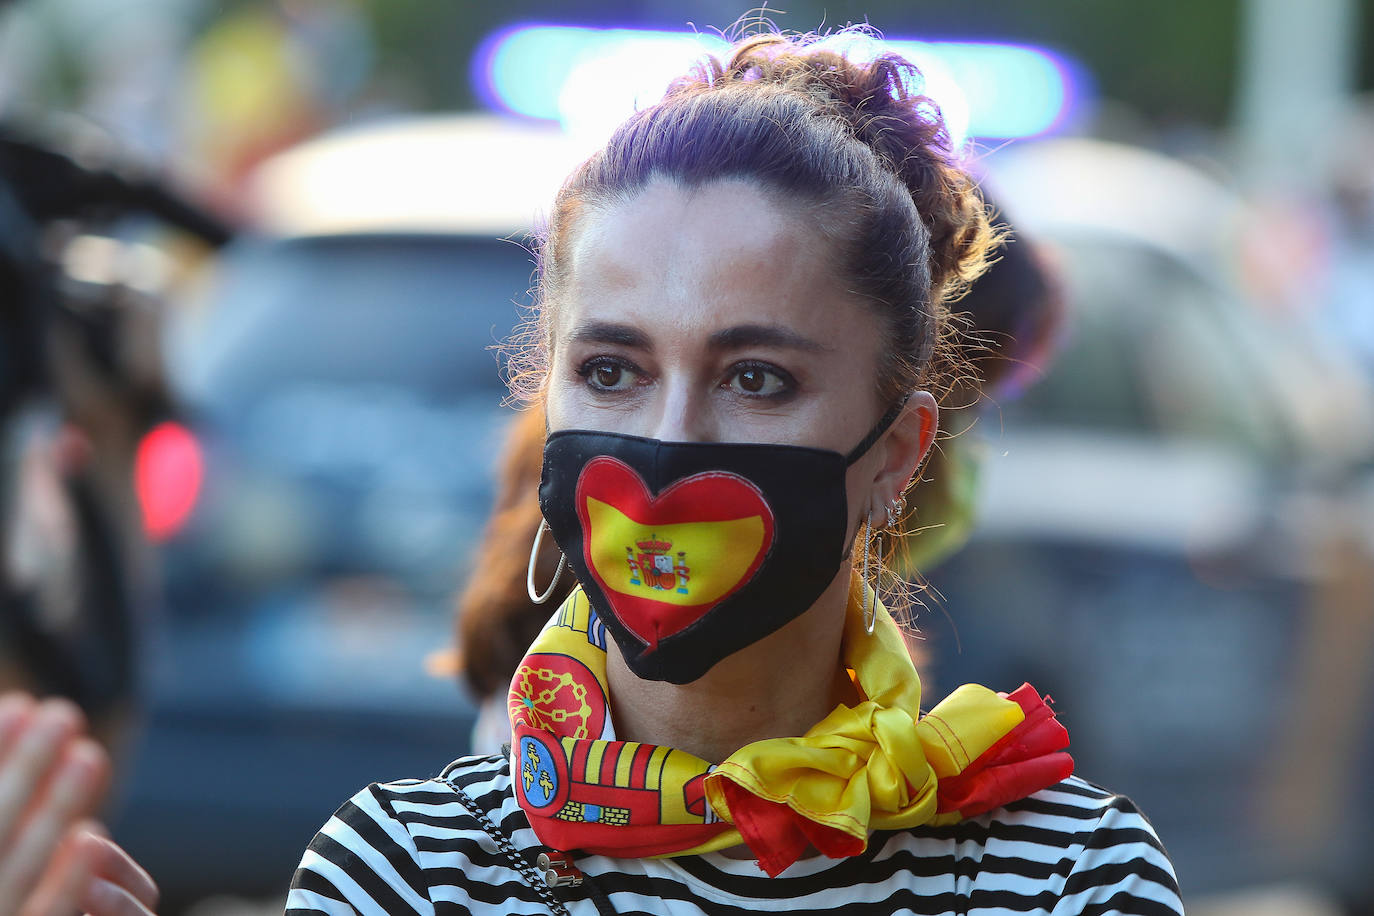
[{"x1": 558, "y1": 178, "x2": 862, "y2": 337}]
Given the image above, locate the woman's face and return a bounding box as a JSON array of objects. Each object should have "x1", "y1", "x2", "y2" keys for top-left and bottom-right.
[{"x1": 544, "y1": 176, "x2": 931, "y2": 531}]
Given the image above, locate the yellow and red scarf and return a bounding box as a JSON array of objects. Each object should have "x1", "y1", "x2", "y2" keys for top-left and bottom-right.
[{"x1": 508, "y1": 575, "x2": 1073, "y2": 876}]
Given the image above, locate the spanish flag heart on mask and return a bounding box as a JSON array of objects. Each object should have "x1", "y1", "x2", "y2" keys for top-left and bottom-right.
[
  {"x1": 577, "y1": 456, "x2": 775, "y2": 649},
  {"x1": 538, "y1": 428, "x2": 862, "y2": 684}
]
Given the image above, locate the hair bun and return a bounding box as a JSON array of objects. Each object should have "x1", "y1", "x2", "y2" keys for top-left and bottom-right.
[{"x1": 680, "y1": 31, "x2": 996, "y2": 306}]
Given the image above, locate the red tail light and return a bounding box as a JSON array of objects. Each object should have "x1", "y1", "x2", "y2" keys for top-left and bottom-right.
[{"x1": 135, "y1": 421, "x2": 204, "y2": 541}]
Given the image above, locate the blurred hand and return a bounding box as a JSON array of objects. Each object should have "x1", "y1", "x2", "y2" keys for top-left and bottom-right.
[{"x1": 0, "y1": 693, "x2": 158, "y2": 916}]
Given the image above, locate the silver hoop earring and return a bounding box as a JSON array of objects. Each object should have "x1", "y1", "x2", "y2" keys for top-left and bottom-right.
[
  {"x1": 527, "y1": 519, "x2": 568, "y2": 605},
  {"x1": 861, "y1": 515, "x2": 877, "y2": 634}
]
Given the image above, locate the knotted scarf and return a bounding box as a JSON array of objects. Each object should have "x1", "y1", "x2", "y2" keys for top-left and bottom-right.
[{"x1": 508, "y1": 575, "x2": 1073, "y2": 876}]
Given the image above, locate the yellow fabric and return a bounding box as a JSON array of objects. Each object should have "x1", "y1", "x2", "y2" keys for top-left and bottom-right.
[
  {"x1": 702, "y1": 573, "x2": 1025, "y2": 846},
  {"x1": 511, "y1": 574, "x2": 1029, "y2": 860}
]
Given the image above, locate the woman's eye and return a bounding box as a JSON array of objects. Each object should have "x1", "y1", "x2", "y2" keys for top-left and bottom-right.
[
  {"x1": 579, "y1": 359, "x2": 639, "y2": 392},
  {"x1": 594, "y1": 364, "x2": 624, "y2": 388},
  {"x1": 726, "y1": 365, "x2": 791, "y2": 397}
]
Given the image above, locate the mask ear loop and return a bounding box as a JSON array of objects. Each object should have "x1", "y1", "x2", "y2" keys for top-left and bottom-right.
[
  {"x1": 527, "y1": 519, "x2": 568, "y2": 604},
  {"x1": 844, "y1": 398, "x2": 908, "y2": 466}
]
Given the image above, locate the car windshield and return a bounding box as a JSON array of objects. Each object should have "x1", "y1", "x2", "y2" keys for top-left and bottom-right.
[{"x1": 175, "y1": 234, "x2": 532, "y2": 406}]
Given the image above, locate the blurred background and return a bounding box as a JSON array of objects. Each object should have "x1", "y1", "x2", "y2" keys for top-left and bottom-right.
[{"x1": 2, "y1": 1, "x2": 1374, "y2": 914}]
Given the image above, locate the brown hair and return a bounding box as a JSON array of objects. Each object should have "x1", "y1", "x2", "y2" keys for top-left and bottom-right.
[
  {"x1": 946, "y1": 195, "x2": 1065, "y2": 404},
  {"x1": 454, "y1": 402, "x2": 575, "y2": 699},
  {"x1": 509, "y1": 30, "x2": 998, "y2": 409}
]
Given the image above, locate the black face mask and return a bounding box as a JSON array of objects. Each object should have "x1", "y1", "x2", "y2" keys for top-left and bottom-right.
[{"x1": 538, "y1": 406, "x2": 901, "y2": 683}]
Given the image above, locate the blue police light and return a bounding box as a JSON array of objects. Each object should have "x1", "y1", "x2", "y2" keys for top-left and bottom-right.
[
  {"x1": 473, "y1": 25, "x2": 1083, "y2": 145},
  {"x1": 473, "y1": 25, "x2": 730, "y2": 123},
  {"x1": 890, "y1": 41, "x2": 1077, "y2": 139}
]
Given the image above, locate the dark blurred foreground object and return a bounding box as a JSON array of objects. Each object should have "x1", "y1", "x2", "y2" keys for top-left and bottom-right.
[{"x1": 0, "y1": 122, "x2": 231, "y2": 740}]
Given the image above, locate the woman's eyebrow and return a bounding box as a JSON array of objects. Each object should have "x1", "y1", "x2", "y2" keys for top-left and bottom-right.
[
  {"x1": 565, "y1": 322, "x2": 652, "y2": 349},
  {"x1": 707, "y1": 324, "x2": 831, "y2": 353}
]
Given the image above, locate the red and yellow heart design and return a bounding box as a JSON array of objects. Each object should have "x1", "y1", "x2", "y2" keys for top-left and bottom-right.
[{"x1": 575, "y1": 457, "x2": 776, "y2": 649}]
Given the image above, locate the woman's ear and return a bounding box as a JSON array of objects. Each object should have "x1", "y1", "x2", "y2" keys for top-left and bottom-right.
[{"x1": 871, "y1": 391, "x2": 938, "y2": 505}]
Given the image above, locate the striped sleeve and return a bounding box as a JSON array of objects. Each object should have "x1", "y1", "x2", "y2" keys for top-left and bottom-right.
[
  {"x1": 1051, "y1": 782, "x2": 1184, "y2": 916},
  {"x1": 286, "y1": 781, "x2": 438, "y2": 916}
]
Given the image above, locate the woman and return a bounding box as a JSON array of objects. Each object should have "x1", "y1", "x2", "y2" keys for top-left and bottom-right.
[
  {"x1": 288, "y1": 32, "x2": 1182, "y2": 915},
  {"x1": 451, "y1": 194, "x2": 1063, "y2": 755}
]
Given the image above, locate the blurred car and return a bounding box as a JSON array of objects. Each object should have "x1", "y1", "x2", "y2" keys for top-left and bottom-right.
[
  {"x1": 924, "y1": 139, "x2": 1374, "y2": 905},
  {"x1": 109, "y1": 114, "x2": 588, "y2": 908}
]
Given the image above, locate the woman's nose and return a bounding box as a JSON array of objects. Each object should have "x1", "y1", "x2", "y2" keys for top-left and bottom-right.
[{"x1": 650, "y1": 375, "x2": 714, "y2": 443}]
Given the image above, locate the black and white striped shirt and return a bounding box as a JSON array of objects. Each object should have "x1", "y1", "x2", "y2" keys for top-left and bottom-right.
[{"x1": 287, "y1": 754, "x2": 1184, "y2": 915}]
